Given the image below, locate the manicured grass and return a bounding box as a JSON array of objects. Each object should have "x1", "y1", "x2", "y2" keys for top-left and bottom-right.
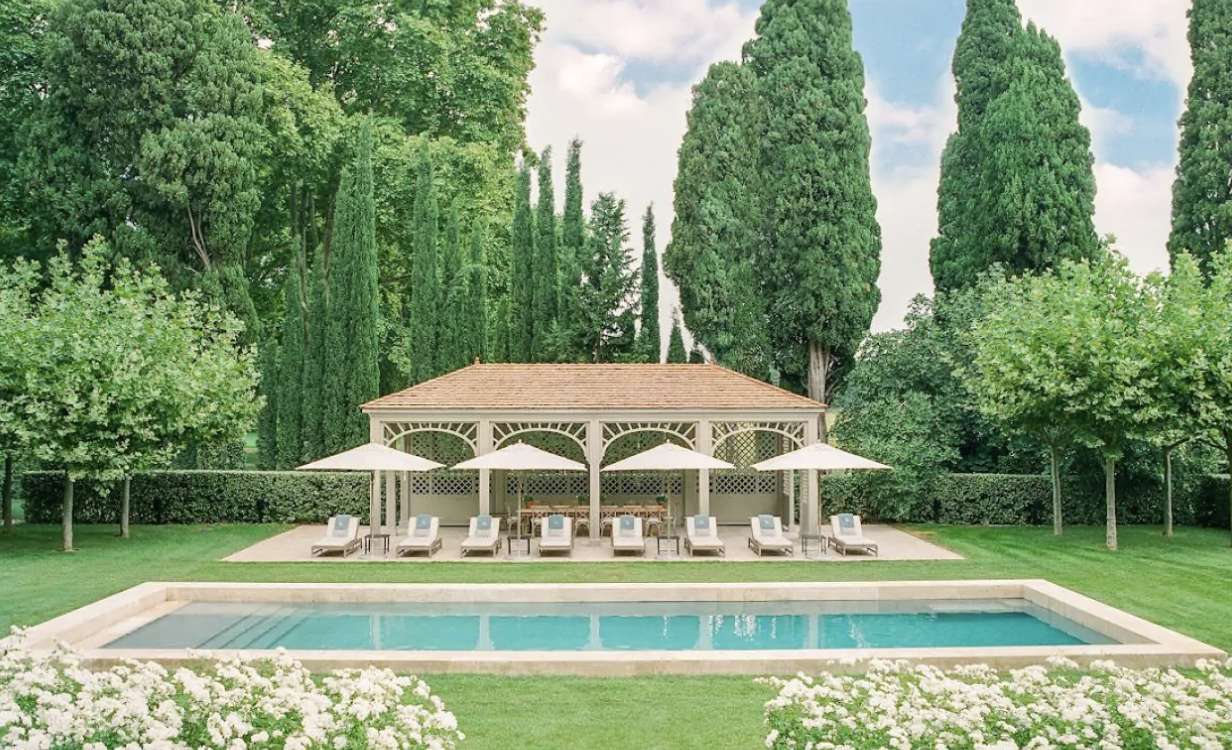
[{"x1": 2, "y1": 523, "x2": 1231, "y2": 749}]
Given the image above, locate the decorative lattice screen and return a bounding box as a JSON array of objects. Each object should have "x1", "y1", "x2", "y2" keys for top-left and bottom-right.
[
  {"x1": 602, "y1": 424, "x2": 695, "y2": 465},
  {"x1": 710, "y1": 429, "x2": 786, "y2": 496},
  {"x1": 400, "y1": 431, "x2": 479, "y2": 496}
]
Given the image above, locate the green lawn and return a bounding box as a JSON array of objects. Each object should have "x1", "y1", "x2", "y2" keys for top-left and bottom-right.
[{"x1": 2, "y1": 523, "x2": 1231, "y2": 749}]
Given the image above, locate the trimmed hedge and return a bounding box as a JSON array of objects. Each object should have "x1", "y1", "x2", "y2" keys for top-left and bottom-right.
[{"x1": 20, "y1": 471, "x2": 370, "y2": 525}]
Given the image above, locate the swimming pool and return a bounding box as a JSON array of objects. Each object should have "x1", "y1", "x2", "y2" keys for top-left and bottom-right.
[
  {"x1": 21, "y1": 580, "x2": 1226, "y2": 675},
  {"x1": 103, "y1": 599, "x2": 1113, "y2": 652}
]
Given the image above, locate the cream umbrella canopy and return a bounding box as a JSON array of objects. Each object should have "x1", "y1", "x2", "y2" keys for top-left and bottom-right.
[
  {"x1": 752, "y1": 442, "x2": 890, "y2": 540},
  {"x1": 603, "y1": 443, "x2": 735, "y2": 546},
  {"x1": 453, "y1": 442, "x2": 587, "y2": 542},
  {"x1": 297, "y1": 443, "x2": 445, "y2": 537}
]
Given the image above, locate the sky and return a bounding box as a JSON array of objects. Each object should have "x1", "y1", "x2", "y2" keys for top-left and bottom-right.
[{"x1": 523, "y1": 0, "x2": 1193, "y2": 336}]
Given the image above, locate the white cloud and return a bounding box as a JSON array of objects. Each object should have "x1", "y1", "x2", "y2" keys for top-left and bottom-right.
[{"x1": 1093, "y1": 163, "x2": 1174, "y2": 276}]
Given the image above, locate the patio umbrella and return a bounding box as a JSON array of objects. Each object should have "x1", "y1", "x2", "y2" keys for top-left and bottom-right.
[
  {"x1": 751, "y1": 442, "x2": 890, "y2": 539},
  {"x1": 452, "y1": 442, "x2": 587, "y2": 543},
  {"x1": 602, "y1": 443, "x2": 735, "y2": 548},
  {"x1": 297, "y1": 443, "x2": 444, "y2": 539}
]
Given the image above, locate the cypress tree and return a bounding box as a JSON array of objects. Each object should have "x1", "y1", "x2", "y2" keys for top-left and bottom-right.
[
  {"x1": 666, "y1": 314, "x2": 687, "y2": 364},
  {"x1": 323, "y1": 122, "x2": 379, "y2": 452},
  {"x1": 438, "y1": 205, "x2": 463, "y2": 372},
  {"x1": 572, "y1": 193, "x2": 639, "y2": 362},
  {"x1": 532, "y1": 147, "x2": 558, "y2": 358},
  {"x1": 688, "y1": 345, "x2": 704, "y2": 364},
  {"x1": 408, "y1": 145, "x2": 440, "y2": 384},
  {"x1": 491, "y1": 295, "x2": 512, "y2": 362},
  {"x1": 638, "y1": 204, "x2": 661, "y2": 362},
  {"x1": 465, "y1": 220, "x2": 488, "y2": 363},
  {"x1": 300, "y1": 248, "x2": 328, "y2": 461},
  {"x1": 745, "y1": 0, "x2": 882, "y2": 402},
  {"x1": 559, "y1": 139, "x2": 585, "y2": 331},
  {"x1": 510, "y1": 163, "x2": 536, "y2": 362},
  {"x1": 664, "y1": 61, "x2": 766, "y2": 373},
  {"x1": 969, "y1": 25, "x2": 1097, "y2": 279},
  {"x1": 275, "y1": 261, "x2": 306, "y2": 469},
  {"x1": 255, "y1": 337, "x2": 280, "y2": 469},
  {"x1": 1169, "y1": 0, "x2": 1232, "y2": 275}
]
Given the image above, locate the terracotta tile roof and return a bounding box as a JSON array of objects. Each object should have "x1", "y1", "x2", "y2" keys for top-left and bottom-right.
[{"x1": 363, "y1": 364, "x2": 825, "y2": 412}]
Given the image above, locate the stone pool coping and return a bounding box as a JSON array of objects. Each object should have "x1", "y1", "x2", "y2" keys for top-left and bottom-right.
[{"x1": 17, "y1": 580, "x2": 1226, "y2": 676}]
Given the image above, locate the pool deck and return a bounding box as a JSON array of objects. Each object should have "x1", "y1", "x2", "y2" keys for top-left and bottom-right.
[
  {"x1": 19, "y1": 580, "x2": 1227, "y2": 675},
  {"x1": 223, "y1": 523, "x2": 961, "y2": 562}
]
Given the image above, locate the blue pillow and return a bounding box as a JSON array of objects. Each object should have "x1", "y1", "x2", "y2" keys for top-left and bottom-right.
[
  {"x1": 759, "y1": 515, "x2": 775, "y2": 531},
  {"x1": 331, "y1": 515, "x2": 352, "y2": 536},
  {"x1": 694, "y1": 514, "x2": 710, "y2": 530},
  {"x1": 548, "y1": 514, "x2": 565, "y2": 531},
  {"x1": 838, "y1": 513, "x2": 856, "y2": 532},
  {"x1": 476, "y1": 515, "x2": 492, "y2": 532},
  {"x1": 619, "y1": 515, "x2": 636, "y2": 532}
]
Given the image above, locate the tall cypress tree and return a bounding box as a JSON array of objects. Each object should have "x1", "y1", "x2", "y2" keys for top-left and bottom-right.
[
  {"x1": 255, "y1": 337, "x2": 280, "y2": 469},
  {"x1": 437, "y1": 205, "x2": 462, "y2": 372},
  {"x1": 666, "y1": 314, "x2": 687, "y2": 364},
  {"x1": 323, "y1": 122, "x2": 379, "y2": 452},
  {"x1": 638, "y1": 204, "x2": 662, "y2": 362},
  {"x1": 491, "y1": 295, "x2": 512, "y2": 362},
  {"x1": 745, "y1": 0, "x2": 881, "y2": 402},
  {"x1": 408, "y1": 145, "x2": 440, "y2": 384},
  {"x1": 300, "y1": 247, "x2": 328, "y2": 461},
  {"x1": 466, "y1": 220, "x2": 488, "y2": 363},
  {"x1": 510, "y1": 163, "x2": 536, "y2": 362},
  {"x1": 560, "y1": 139, "x2": 585, "y2": 325},
  {"x1": 571, "y1": 193, "x2": 639, "y2": 362},
  {"x1": 275, "y1": 261, "x2": 306, "y2": 468},
  {"x1": 532, "y1": 147, "x2": 558, "y2": 358},
  {"x1": 1169, "y1": 0, "x2": 1232, "y2": 275}
]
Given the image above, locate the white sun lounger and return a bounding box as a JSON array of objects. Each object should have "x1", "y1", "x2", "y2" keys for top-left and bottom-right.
[
  {"x1": 611, "y1": 515, "x2": 646, "y2": 556},
  {"x1": 310, "y1": 515, "x2": 361, "y2": 558},
  {"x1": 684, "y1": 514, "x2": 725, "y2": 557},
  {"x1": 748, "y1": 515, "x2": 792, "y2": 557},
  {"x1": 538, "y1": 514, "x2": 573, "y2": 556},
  {"x1": 396, "y1": 514, "x2": 442, "y2": 558},
  {"x1": 461, "y1": 515, "x2": 502, "y2": 557},
  {"x1": 827, "y1": 513, "x2": 878, "y2": 556}
]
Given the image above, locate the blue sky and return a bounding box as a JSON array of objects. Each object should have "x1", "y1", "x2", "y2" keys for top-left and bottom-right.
[{"x1": 524, "y1": 0, "x2": 1192, "y2": 334}]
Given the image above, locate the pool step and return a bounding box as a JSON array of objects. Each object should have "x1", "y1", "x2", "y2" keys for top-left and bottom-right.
[
  {"x1": 243, "y1": 611, "x2": 313, "y2": 650},
  {"x1": 198, "y1": 605, "x2": 290, "y2": 649}
]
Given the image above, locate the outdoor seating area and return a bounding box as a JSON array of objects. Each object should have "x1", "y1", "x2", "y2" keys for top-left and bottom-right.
[{"x1": 223, "y1": 520, "x2": 959, "y2": 562}]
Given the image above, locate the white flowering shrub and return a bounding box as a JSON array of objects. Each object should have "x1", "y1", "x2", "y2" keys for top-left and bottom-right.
[
  {"x1": 0, "y1": 631, "x2": 464, "y2": 750},
  {"x1": 763, "y1": 658, "x2": 1232, "y2": 750}
]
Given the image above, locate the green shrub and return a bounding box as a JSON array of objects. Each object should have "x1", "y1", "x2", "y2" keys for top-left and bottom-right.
[
  {"x1": 933, "y1": 473, "x2": 1051, "y2": 525},
  {"x1": 20, "y1": 470, "x2": 370, "y2": 525},
  {"x1": 1195, "y1": 474, "x2": 1230, "y2": 530}
]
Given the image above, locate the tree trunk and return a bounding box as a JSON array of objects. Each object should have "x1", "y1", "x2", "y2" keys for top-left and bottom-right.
[
  {"x1": 1048, "y1": 443, "x2": 1062, "y2": 536},
  {"x1": 1163, "y1": 447, "x2": 1173, "y2": 538},
  {"x1": 62, "y1": 476, "x2": 74, "y2": 552},
  {"x1": 120, "y1": 477, "x2": 130, "y2": 539},
  {"x1": 2, "y1": 454, "x2": 12, "y2": 534},
  {"x1": 1104, "y1": 455, "x2": 1117, "y2": 551},
  {"x1": 807, "y1": 341, "x2": 829, "y2": 404}
]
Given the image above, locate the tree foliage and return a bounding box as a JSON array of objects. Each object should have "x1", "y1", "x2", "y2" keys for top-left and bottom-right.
[
  {"x1": 532, "y1": 147, "x2": 559, "y2": 357},
  {"x1": 638, "y1": 205, "x2": 661, "y2": 362},
  {"x1": 666, "y1": 314, "x2": 688, "y2": 365},
  {"x1": 275, "y1": 260, "x2": 307, "y2": 469},
  {"x1": 564, "y1": 193, "x2": 639, "y2": 363},
  {"x1": 407, "y1": 145, "x2": 441, "y2": 384}
]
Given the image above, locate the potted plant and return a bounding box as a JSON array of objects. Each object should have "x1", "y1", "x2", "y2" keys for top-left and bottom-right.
[
  {"x1": 524, "y1": 495, "x2": 535, "y2": 509},
  {"x1": 655, "y1": 494, "x2": 667, "y2": 507}
]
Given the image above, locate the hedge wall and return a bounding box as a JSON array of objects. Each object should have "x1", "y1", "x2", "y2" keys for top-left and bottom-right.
[{"x1": 21, "y1": 471, "x2": 370, "y2": 525}]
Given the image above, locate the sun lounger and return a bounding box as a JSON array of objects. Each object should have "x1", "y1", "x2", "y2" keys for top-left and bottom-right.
[
  {"x1": 396, "y1": 514, "x2": 442, "y2": 558},
  {"x1": 826, "y1": 513, "x2": 878, "y2": 556},
  {"x1": 538, "y1": 514, "x2": 573, "y2": 556},
  {"x1": 684, "y1": 514, "x2": 725, "y2": 557},
  {"x1": 611, "y1": 515, "x2": 646, "y2": 556},
  {"x1": 747, "y1": 514, "x2": 792, "y2": 557},
  {"x1": 461, "y1": 514, "x2": 502, "y2": 557},
  {"x1": 310, "y1": 515, "x2": 361, "y2": 558}
]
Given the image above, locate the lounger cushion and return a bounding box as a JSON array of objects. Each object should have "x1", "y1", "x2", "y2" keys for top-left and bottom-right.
[
  {"x1": 693, "y1": 514, "x2": 710, "y2": 531},
  {"x1": 836, "y1": 514, "x2": 857, "y2": 534},
  {"x1": 545, "y1": 514, "x2": 566, "y2": 538},
  {"x1": 619, "y1": 516, "x2": 636, "y2": 533},
  {"x1": 758, "y1": 515, "x2": 775, "y2": 531},
  {"x1": 330, "y1": 515, "x2": 353, "y2": 537},
  {"x1": 412, "y1": 514, "x2": 433, "y2": 537},
  {"x1": 475, "y1": 515, "x2": 492, "y2": 532}
]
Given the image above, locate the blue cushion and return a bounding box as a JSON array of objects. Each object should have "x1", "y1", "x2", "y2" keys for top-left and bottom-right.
[
  {"x1": 548, "y1": 514, "x2": 565, "y2": 530},
  {"x1": 619, "y1": 515, "x2": 636, "y2": 532},
  {"x1": 331, "y1": 515, "x2": 352, "y2": 536},
  {"x1": 475, "y1": 515, "x2": 492, "y2": 532},
  {"x1": 838, "y1": 514, "x2": 856, "y2": 532},
  {"x1": 413, "y1": 514, "x2": 433, "y2": 536},
  {"x1": 693, "y1": 515, "x2": 710, "y2": 530},
  {"x1": 758, "y1": 515, "x2": 775, "y2": 531}
]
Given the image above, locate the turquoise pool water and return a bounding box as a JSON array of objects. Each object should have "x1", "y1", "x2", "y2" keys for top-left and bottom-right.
[{"x1": 104, "y1": 599, "x2": 1116, "y2": 651}]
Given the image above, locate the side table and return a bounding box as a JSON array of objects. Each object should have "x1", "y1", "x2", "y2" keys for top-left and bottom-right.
[{"x1": 364, "y1": 533, "x2": 391, "y2": 557}]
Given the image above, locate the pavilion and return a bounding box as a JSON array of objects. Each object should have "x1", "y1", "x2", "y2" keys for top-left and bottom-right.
[{"x1": 361, "y1": 363, "x2": 826, "y2": 539}]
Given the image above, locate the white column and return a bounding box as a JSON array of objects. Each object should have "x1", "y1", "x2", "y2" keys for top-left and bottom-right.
[
  {"x1": 803, "y1": 417, "x2": 820, "y2": 536},
  {"x1": 400, "y1": 435, "x2": 411, "y2": 525},
  {"x1": 697, "y1": 419, "x2": 712, "y2": 518},
  {"x1": 368, "y1": 418, "x2": 383, "y2": 535},
  {"x1": 477, "y1": 420, "x2": 493, "y2": 516},
  {"x1": 784, "y1": 470, "x2": 796, "y2": 530},
  {"x1": 587, "y1": 419, "x2": 602, "y2": 539},
  {"x1": 384, "y1": 469, "x2": 396, "y2": 532}
]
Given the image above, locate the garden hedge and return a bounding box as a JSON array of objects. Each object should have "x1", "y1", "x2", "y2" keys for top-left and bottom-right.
[{"x1": 19, "y1": 469, "x2": 1232, "y2": 530}]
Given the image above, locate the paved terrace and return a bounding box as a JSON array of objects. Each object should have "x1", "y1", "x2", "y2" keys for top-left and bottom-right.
[{"x1": 224, "y1": 524, "x2": 962, "y2": 563}]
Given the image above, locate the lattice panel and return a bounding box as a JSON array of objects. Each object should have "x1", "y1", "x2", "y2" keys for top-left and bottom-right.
[
  {"x1": 493, "y1": 422, "x2": 587, "y2": 456},
  {"x1": 601, "y1": 473, "x2": 683, "y2": 497},
  {"x1": 410, "y1": 473, "x2": 478, "y2": 496},
  {"x1": 383, "y1": 422, "x2": 478, "y2": 452},
  {"x1": 712, "y1": 428, "x2": 786, "y2": 469},
  {"x1": 712, "y1": 421, "x2": 806, "y2": 458},
  {"x1": 710, "y1": 472, "x2": 778, "y2": 495},
  {"x1": 602, "y1": 422, "x2": 696, "y2": 456},
  {"x1": 506, "y1": 473, "x2": 588, "y2": 498}
]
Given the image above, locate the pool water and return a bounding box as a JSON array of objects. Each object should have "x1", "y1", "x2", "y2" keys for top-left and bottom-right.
[{"x1": 104, "y1": 599, "x2": 1116, "y2": 651}]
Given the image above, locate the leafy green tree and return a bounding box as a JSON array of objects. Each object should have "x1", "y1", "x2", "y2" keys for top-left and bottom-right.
[
  {"x1": 744, "y1": 0, "x2": 881, "y2": 402},
  {"x1": 666, "y1": 314, "x2": 688, "y2": 364},
  {"x1": 300, "y1": 248, "x2": 329, "y2": 461},
  {"x1": 7, "y1": 240, "x2": 257, "y2": 550},
  {"x1": 665, "y1": 61, "x2": 767, "y2": 376},
  {"x1": 559, "y1": 139, "x2": 586, "y2": 339},
  {"x1": 688, "y1": 346, "x2": 704, "y2": 364},
  {"x1": 255, "y1": 337, "x2": 280, "y2": 470},
  {"x1": 275, "y1": 261, "x2": 307, "y2": 469},
  {"x1": 566, "y1": 193, "x2": 640, "y2": 363},
  {"x1": 1169, "y1": 0, "x2": 1232, "y2": 275},
  {"x1": 20, "y1": 0, "x2": 265, "y2": 316},
  {"x1": 510, "y1": 163, "x2": 536, "y2": 362},
  {"x1": 533, "y1": 147, "x2": 558, "y2": 358},
  {"x1": 407, "y1": 146, "x2": 441, "y2": 384},
  {"x1": 638, "y1": 205, "x2": 661, "y2": 362},
  {"x1": 970, "y1": 253, "x2": 1162, "y2": 549},
  {"x1": 323, "y1": 123, "x2": 379, "y2": 452}
]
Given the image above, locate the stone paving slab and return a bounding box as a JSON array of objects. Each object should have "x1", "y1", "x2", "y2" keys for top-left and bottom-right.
[{"x1": 223, "y1": 524, "x2": 962, "y2": 562}]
